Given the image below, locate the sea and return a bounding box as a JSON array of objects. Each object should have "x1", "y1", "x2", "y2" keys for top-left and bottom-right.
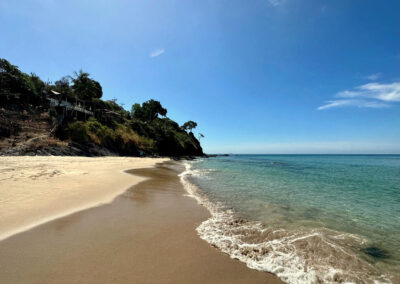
[{"x1": 179, "y1": 155, "x2": 400, "y2": 284}]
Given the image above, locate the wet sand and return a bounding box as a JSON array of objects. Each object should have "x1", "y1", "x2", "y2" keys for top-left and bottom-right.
[{"x1": 0, "y1": 161, "x2": 283, "y2": 283}]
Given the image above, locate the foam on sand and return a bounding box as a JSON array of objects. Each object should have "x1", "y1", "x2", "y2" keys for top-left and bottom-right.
[{"x1": 179, "y1": 161, "x2": 392, "y2": 284}]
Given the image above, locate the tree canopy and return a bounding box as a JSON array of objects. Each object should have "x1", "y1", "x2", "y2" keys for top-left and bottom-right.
[
  {"x1": 181, "y1": 121, "x2": 197, "y2": 132},
  {"x1": 0, "y1": 59, "x2": 45, "y2": 105},
  {"x1": 71, "y1": 70, "x2": 102, "y2": 101},
  {"x1": 131, "y1": 99, "x2": 167, "y2": 122},
  {"x1": 54, "y1": 76, "x2": 73, "y2": 97},
  {"x1": 1, "y1": 59, "x2": 33, "y2": 96}
]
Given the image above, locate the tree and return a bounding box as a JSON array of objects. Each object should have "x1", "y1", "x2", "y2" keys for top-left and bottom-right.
[
  {"x1": 29, "y1": 73, "x2": 45, "y2": 96},
  {"x1": 0, "y1": 59, "x2": 31, "y2": 96},
  {"x1": 54, "y1": 76, "x2": 73, "y2": 96},
  {"x1": 0, "y1": 59, "x2": 45, "y2": 105},
  {"x1": 71, "y1": 70, "x2": 102, "y2": 101},
  {"x1": 198, "y1": 133, "x2": 204, "y2": 140},
  {"x1": 181, "y1": 121, "x2": 197, "y2": 132},
  {"x1": 131, "y1": 99, "x2": 167, "y2": 122},
  {"x1": 131, "y1": 103, "x2": 143, "y2": 118}
]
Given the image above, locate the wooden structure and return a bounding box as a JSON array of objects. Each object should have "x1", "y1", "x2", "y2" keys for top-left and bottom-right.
[{"x1": 47, "y1": 90, "x2": 94, "y2": 120}]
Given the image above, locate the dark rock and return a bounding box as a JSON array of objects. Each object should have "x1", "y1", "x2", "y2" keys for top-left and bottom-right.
[
  {"x1": 362, "y1": 246, "x2": 389, "y2": 259},
  {"x1": 205, "y1": 154, "x2": 229, "y2": 158}
]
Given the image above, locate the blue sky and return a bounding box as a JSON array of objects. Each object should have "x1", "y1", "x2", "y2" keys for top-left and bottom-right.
[{"x1": 1, "y1": 0, "x2": 399, "y2": 153}]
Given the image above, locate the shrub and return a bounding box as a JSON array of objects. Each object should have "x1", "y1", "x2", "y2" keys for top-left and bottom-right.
[
  {"x1": 85, "y1": 118, "x2": 115, "y2": 147},
  {"x1": 68, "y1": 121, "x2": 88, "y2": 143},
  {"x1": 115, "y1": 124, "x2": 155, "y2": 153}
]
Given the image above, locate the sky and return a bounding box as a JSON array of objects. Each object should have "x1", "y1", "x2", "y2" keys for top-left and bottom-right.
[{"x1": 0, "y1": 0, "x2": 399, "y2": 154}]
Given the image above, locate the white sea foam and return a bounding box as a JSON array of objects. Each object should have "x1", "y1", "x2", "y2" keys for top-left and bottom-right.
[{"x1": 179, "y1": 161, "x2": 392, "y2": 284}]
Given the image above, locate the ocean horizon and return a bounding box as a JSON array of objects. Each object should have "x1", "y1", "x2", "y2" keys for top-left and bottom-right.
[
  {"x1": 181, "y1": 154, "x2": 400, "y2": 283},
  {"x1": 209, "y1": 154, "x2": 400, "y2": 156}
]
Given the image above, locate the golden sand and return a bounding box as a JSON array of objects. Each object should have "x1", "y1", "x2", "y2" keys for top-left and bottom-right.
[
  {"x1": 0, "y1": 156, "x2": 168, "y2": 240},
  {"x1": 0, "y1": 160, "x2": 283, "y2": 283}
]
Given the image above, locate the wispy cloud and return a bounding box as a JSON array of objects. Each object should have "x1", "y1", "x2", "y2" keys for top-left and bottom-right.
[
  {"x1": 318, "y1": 82, "x2": 400, "y2": 110},
  {"x1": 337, "y1": 82, "x2": 400, "y2": 101},
  {"x1": 149, "y1": 48, "x2": 165, "y2": 58},
  {"x1": 365, "y1": 73, "x2": 381, "y2": 81},
  {"x1": 317, "y1": 99, "x2": 389, "y2": 110},
  {"x1": 268, "y1": 0, "x2": 285, "y2": 7}
]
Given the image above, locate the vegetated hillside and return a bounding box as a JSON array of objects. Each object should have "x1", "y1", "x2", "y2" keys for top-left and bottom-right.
[{"x1": 0, "y1": 58, "x2": 204, "y2": 157}]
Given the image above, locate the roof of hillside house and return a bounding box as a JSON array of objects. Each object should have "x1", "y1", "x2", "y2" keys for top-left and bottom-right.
[
  {"x1": 50, "y1": 90, "x2": 61, "y2": 95},
  {"x1": 104, "y1": 110, "x2": 121, "y2": 116}
]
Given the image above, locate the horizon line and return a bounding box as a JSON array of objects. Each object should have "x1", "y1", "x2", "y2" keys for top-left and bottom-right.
[{"x1": 206, "y1": 153, "x2": 400, "y2": 155}]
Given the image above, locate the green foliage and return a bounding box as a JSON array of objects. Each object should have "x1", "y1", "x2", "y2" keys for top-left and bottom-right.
[
  {"x1": 181, "y1": 120, "x2": 197, "y2": 132},
  {"x1": 85, "y1": 118, "x2": 115, "y2": 147},
  {"x1": 68, "y1": 121, "x2": 89, "y2": 143},
  {"x1": 131, "y1": 99, "x2": 167, "y2": 122},
  {"x1": 54, "y1": 76, "x2": 73, "y2": 97},
  {"x1": 114, "y1": 124, "x2": 155, "y2": 152},
  {"x1": 67, "y1": 118, "x2": 155, "y2": 155},
  {"x1": 129, "y1": 117, "x2": 202, "y2": 156},
  {"x1": 131, "y1": 103, "x2": 142, "y2": 119},
  {"x1": 1, "y1": 58, "x2": 203, "y2": 156},
  {"x1": 0, "y1": 59, "x2": 27, "y2": 96},
  {"x1": 28, "y1": 73, "x2": 45, "y2": 96},
  {"x1": 0, "y1": 58, "x2": 46, "y2": 106},
  {"x1": 129, "y1": 118, "x2": 150, "y2": 137},
  {"x1": 71, "y1": 70, "x2": 102, "y2": 101}
]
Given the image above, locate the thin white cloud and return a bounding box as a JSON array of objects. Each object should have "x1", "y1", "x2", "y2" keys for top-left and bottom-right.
[
  {"x1": 149, "y1": 48, "x2": 165, "y2": 58},
  {"x1": 318, "y1": 81, "x2": 400, "y2": 110},
  {"x1": 366, "y1": 73, "x2": 381, "y2": 81},
  {"x1": 317, "y1": 99, "x2": 389, "y2": 110},
  {"x1": 268, "y1": 0, "x2": 285, "y2": 7},
  {"x1": 337, "y1": 82, "x2": 400, "y2": 102}
]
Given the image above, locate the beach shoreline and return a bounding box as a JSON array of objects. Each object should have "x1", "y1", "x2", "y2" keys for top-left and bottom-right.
[
  {"x1": 183, "y1": 156, "x2": 400, "y2": 284},
  {"x1": 0, "y1": 156, "x2": 168, "y2": 241},
  {"x1": 0, "y1": 158, "x2": 283, "y2": 283}
]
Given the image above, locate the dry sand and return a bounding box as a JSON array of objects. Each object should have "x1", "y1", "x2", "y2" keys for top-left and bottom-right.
[
  {"x1": 0, "y1": 158, "x2": 283, "y2": 283},
  {"x1": 0, "y1": 156, "x2": 168, "y2": 240}
]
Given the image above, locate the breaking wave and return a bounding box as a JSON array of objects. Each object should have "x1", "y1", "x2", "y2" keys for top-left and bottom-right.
[{"x1": 179, "y1": 161, "x2": 392, "y2": 284}]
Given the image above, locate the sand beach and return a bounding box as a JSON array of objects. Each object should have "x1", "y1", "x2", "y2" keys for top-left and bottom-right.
[
  {"x1": 0, "y1": 156, "x2": 168, "y2": 241},
  {"x1": 0, "y1": 157, "x2": 282, "y2": 283}
]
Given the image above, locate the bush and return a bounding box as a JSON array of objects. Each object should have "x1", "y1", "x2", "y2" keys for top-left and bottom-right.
[
  {"x1": 114, "y1": 124, "x2": 155, "y2": 153},
  {"x1": 85, "y1": 118, "x2": 115, "y2": 147},
  {"x1": 68, "y1": 121, "x2": 88, "y2": 143}
]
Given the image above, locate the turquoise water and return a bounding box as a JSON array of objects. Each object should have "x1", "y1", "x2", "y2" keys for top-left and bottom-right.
[{"x1": 187, "y1": 155, "x2": 400, "y2": 283}]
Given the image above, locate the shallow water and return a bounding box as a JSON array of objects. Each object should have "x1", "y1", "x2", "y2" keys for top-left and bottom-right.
[{"x1": 181, "y1": 155, "x2": 400, "y2": 283}]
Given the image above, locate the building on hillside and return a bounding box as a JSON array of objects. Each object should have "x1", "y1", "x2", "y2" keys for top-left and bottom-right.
[{"x1": 46, "y1": 90, "x2": 94, "y2": 120}]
